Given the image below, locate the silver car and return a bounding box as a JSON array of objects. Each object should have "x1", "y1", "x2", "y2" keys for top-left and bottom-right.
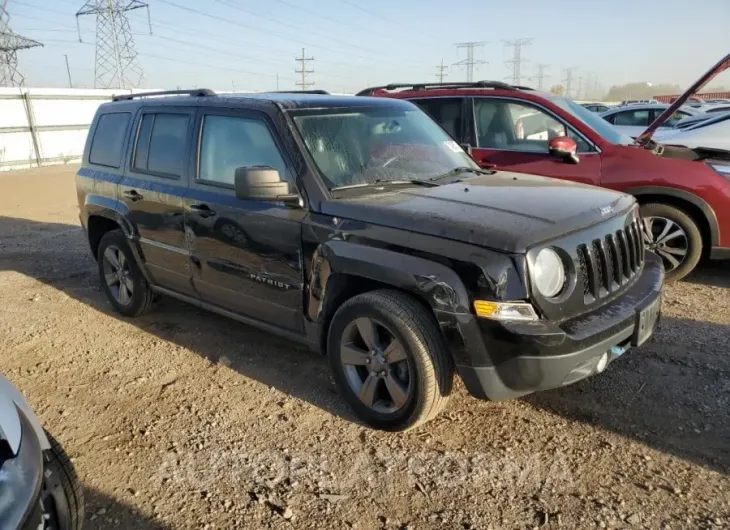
[
  {"x1": 0, "y1": 375, "x2": 83, "y2": 529},
  {"x1": 600, "y1": 103, "x2": 703, "y2": 138}
]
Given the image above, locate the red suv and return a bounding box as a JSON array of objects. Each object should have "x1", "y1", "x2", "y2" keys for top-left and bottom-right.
[{"x1": 358, "y1": 54, "x2": 730, "y2": 281}]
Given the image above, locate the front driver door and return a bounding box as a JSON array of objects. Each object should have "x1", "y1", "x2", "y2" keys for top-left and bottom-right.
[
  {"x1": 183, "y1": 109, "x2": 306, "y2": 332},
  {"x1": 469, "y1": 97, "x2": 602, "y2": 186}
]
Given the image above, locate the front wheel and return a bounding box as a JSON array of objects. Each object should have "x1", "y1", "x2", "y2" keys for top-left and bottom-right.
[
  {"x1": 327, "y1": 290, "x2": 453, "y2": 431},
  {"x1": 640, "y1": 203, "x2": 702, "y2": 282},
  {"x1": 42, "y1": 431, "x2": 84, "y2": 530},
  {"x1": 97, "y1": 229, "x2": 155, "y2": 317}
]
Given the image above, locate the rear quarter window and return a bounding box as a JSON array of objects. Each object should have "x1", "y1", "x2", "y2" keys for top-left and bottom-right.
[{"x1": 88, "y1": 112, "x2": 131, "y2": 168}]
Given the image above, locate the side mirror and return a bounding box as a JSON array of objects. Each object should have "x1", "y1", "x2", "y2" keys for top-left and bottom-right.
[
  {"x1": 234, "y1": 166, "x2": 300, "y2": 206},
  {"x1": 548, "y1": 136, "x2": 579, "y2": 164}
]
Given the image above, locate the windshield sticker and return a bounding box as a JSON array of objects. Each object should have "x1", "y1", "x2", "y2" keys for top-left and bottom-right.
[{"x1": 444, "y1": 140, "x2": 463, "y2": 153}]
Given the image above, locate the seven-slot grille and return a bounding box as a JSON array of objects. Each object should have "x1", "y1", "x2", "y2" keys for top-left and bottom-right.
[{"x1": 576, "y1": 218, "x2": 645, "y2": 304}]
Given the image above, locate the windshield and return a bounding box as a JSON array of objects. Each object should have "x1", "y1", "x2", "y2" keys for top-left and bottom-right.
[
  {"x1": 550, "y1": 96, "x2": 634, "y2": 146},
  {"x1": 291, "y1": 106, "x2": 478, "y2": 189}
]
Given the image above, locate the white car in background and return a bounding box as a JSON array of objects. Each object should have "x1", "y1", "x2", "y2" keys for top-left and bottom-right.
[
  {"x1": 654, "y1": 112, "x2": 730, "y2": 151},
  {"x1": 599, "y1": 103, "x2": 704, "y2": 138}
]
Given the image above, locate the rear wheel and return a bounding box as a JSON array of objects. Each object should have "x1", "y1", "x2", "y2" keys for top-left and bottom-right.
[
  {"x1": 327, "y1": 290, "x2": 453, "y2": 431},
  {"x1": 640, "y1": 203, "x2": 702, "y2": 281}
]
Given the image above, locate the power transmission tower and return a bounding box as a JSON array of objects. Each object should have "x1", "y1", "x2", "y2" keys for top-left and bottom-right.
[
  {"x1": 454, "y1": 41, "x2": 486, "y2": 82},
  {"x1": 75, "y1": 0, "x2": 151, "y2": 89},
  {"x1": 503, "y1": 38, "x2": 532, "y2": 85},
  {"x1": 435, "y1": 58, "x2": 448, "y2": 83},
  {"x1": 530, "y1": 63, "x2": 549, "y2": 90},
  {"x1": 562, "y1": 67, "x2": 577, "y2": 98},
  {"x1": 295, "y1": 47, "x2": 314, "y2": 89},
  {"x1": 0, "y1": 1, "x2": 43, "y2": 87},
  {"x1": 576, "y1": 76, "x2": 583, "y2": 100}
]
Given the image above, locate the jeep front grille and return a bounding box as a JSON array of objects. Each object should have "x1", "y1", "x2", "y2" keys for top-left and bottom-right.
[{"x1": 576, "y1": 218, "x2": 645, "y2": 304}]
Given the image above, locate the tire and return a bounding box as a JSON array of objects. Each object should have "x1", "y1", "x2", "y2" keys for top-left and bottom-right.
[
  {"x1": 640, "y1": 203, "x2": 702, "y2": 282},
  {"x1": 327, "y1": 289, "x2": 453, "y2": 431},
  {"x1": 42, "y1": 430, "x2": 84, "y2": 530},
  {"x1": 97, "y1": 229, "x2": 155, "y2": 317}
]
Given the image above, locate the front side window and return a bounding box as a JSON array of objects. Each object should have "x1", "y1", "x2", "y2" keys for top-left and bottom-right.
[
  {"x1": 198, "y1": 115, "x2": 288, "y2": 186},
  {"x1": 657, "y1": 110, "x2": 691, "y2": 128},
  {"x1": 474, "y1": 99, "x2": 591, "y2": 153},
  {"x1": 549, "y1": 96, "x2": 634, "y2": 146},
  {"x1": 133, "y1": 113, "x2": 189, "y2": 177},
  {"x1": 291, "y1": 106, "x2": 476, "y2": 189},
  {"x1": 89, "y1": 112, "x2": 131, "y2": 168}
]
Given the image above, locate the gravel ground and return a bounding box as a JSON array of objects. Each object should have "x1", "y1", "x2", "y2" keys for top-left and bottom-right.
[{"x1": 1, "y1": 165, "x2": 729, "y2": 530}]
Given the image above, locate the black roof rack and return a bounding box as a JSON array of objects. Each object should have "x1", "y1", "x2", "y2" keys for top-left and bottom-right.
[
  {"x1": 356, "y1": 81, "x2": 519, "y2": 96},
  {"x1": 267, "y1": 89, "x2": 330, "y2": 95},
  {"x1": 112, "y1": 88, "x2": 215, "y2": 102}
]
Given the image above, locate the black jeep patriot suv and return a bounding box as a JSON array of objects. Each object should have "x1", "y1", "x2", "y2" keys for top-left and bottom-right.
[{"x1": 77, "y1": 88, "x2": 664, "y2": 430}]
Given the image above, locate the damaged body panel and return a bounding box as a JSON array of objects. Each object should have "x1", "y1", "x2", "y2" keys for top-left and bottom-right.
[{"x1": 77, "y1": 89, "x2": 664, "y2": 429}]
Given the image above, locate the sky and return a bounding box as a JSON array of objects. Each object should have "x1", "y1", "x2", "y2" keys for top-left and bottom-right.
[{"x1": 5, "y1": 0, "x2": 730, "y2": 95}]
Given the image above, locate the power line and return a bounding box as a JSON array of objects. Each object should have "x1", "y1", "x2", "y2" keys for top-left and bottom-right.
[
  {"x1": 1, "y1": 2, "x2": 44, "y2": 87},
  {"x1": 530, "y1": 63, "x2": 549, "y2": 90},
  {"x1": 76, "y1": 0, "x2": 151, "y2": 89},
  {"x1": 454, "y1": 41, "x2": 486, "y2": 82},
  {"x1": 436, "y1": 58, "x2": 448, "y2": 83},
  {"x1": 503, "y1": 38, "x2": 532, "y2": 85},
  {"x1": 295, "y1": 47, "x2": 313, "y2": 89}
]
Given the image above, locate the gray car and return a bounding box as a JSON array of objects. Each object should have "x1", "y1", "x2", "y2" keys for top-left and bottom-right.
[
  {"x1": 600, "y1": 103, "x2": 702, "y2": 138},
  {"x1": 0, "y1": 374, "x2": 83, "y2": 529}
]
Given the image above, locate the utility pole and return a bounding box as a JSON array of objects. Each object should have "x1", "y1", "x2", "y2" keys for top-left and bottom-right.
[
  {"x1": 563, "y1": 67, "x2": 577, "y2": 98},
  {"x1": 436, "y1": 58, "x2": 448, "y2": 83},
  {"x1": 503, "y1": 38, "x2": 532, "y2": 85},
  {"x1": 64, "y1": 54, "x2": 73, "y2": 87},
  {"x1": 76, "y1": 0, "x2": 152, "y2": 89},
  {"x1": 530, "y1": 63, "x2": 549, "y2": 90},
  {"x1": 454, "y1": 41, "x2": 486, "y2": 82},
  {"x1": 276, "y1": 72, "x2": 279, "y2": 91},
  {"x1": 0, "y1": 1, "x2": 44, "y2": 87},
  {"x1": 295, "y1": 47, "x2": 314, "y2": 89},
  {"x1": 576, "y1": 76, "x2": 583, "y2": 100}
]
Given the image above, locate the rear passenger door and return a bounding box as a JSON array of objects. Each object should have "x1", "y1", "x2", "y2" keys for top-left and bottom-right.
[
  {"x1": 120, "y1": 107, "x2": 196, "y2": 296},
  {"x1": 183, "y1": 108, "x2": 306, "y2": 332}
]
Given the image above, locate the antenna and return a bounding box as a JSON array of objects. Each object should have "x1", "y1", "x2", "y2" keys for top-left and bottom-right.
[
  {"x1": 76, "y1": 0, "x2": 152, "y2": 89},
  {"x1": 503, "y1": 38, "x2": 532, "y2": 85},
  {"x1": 454, "y1": 41, "x2": 487, "y2": 82},
  {"x1": 0, "y1": 2, "x2": 43, "y2": 87}
]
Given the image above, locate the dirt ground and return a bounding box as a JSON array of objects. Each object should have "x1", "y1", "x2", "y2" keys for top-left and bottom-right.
[{"x1": 1, "y1": 165, "x2": 729, "y2": 530}]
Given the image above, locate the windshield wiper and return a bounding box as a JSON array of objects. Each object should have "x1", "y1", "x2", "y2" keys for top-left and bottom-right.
[
  {"x1": 428, "y1": 166, "x2": 494, "y2": 182},
  {"x1": 330, "y1": 179, "x2": 439, "y2": 191}
]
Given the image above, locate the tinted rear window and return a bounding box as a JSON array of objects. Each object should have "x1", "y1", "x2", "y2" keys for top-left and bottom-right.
[{"x1": 89, "y1": 112, "x2": 131, "y2": 168}]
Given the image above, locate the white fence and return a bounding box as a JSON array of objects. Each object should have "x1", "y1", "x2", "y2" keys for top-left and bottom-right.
[{"x1": 0, "y1": 87, "x2": 151, "y2": 171}]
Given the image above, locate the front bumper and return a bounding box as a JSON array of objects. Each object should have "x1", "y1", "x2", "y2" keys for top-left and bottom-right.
[
  {"x1": 1, "y1": 407, "x2": 43, "y2": 530},
  {"x1": 449, "y1": 251, "x2": 664, "y2": 400}
]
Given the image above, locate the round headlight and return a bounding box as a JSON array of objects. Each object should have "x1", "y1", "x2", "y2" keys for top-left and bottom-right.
[{"x1": 534, "y1": 248, "x2": 566, "y2": 298}]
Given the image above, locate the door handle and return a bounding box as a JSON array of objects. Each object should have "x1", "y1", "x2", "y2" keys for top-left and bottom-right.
[
  {"x1": 190, "y1": 204, "x2": 217, "y2": 218},
  {"x1": 480, "y1": 159, "x2": 497, "y2": 170},
  {"x1": 123, "y1": 189, "x2": 143, "y2": 202}
]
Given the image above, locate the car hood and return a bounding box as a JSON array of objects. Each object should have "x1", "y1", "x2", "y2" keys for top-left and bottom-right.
[
  {"x1": 322, "y1": 171, "x2": 636, "y2": 253},
  {"x1": 637, "y1": 52, "x2": 730, "y2": 145}
]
